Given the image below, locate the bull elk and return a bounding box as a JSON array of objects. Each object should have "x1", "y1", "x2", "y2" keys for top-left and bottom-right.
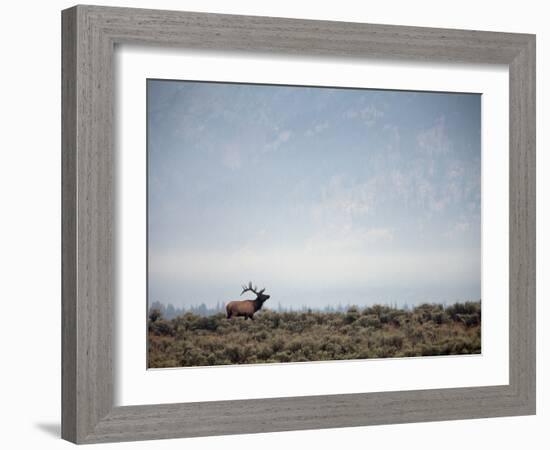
[{"x1": 226, "y1": 282, "x2": 270, "y2": 320}]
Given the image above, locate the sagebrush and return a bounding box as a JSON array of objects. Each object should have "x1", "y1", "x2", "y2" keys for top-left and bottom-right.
[{"x1": 148, "y1": 301, "x2": 481, "y2": 367}]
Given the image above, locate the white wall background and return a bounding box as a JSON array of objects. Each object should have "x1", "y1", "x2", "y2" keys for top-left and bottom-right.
[{"x1": 0, "y1": 0, "x2": 546, "y2": 448}]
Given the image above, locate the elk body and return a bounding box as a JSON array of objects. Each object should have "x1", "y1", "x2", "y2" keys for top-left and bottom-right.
[{"x1": 226, "y1": 282, "x2": 270, "y2": 320}]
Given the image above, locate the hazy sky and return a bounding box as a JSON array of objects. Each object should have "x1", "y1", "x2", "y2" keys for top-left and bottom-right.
[{"x1": 147, "y1": 79, "x2": 481, "y2": 309}]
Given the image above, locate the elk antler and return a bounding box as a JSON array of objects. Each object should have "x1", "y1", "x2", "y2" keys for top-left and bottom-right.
[{"x1": 241, "y1": 281, "x2": 260, "y2": 296}]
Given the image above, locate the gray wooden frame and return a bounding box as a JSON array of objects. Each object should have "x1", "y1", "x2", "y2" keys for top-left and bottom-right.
[{"x1": 62, "y1": 4, "x2": 536, "y2": 444}]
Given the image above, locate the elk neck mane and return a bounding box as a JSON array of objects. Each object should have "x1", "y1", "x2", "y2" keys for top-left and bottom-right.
[{"x1": 253, "y1": 297, "x2": 266, "y2": 312}]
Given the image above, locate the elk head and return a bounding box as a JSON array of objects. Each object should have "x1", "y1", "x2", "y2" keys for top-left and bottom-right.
[{"x1": 240, "y1": 281, "x2": 270, "y2": 305}]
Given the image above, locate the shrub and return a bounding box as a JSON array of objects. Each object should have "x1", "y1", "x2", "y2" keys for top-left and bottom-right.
[
  {"x1": 147, "y1": 301, "x2": 481, "y2": 367},
  {"x1": 344, "y1": 310, "x2": 359, "y2": 324},
  {"x1": 150, "y1": 319, "x2": 175, "y2": 336},
  {"x1": 432, "y1": 311, "x2": 449, "y2": 325},
  {"x1": 457, "y1": 313, "x2": 480, "y2": 327},
  {"x1": 148, "y1": 308, "x2": 162, "y2": 323}
]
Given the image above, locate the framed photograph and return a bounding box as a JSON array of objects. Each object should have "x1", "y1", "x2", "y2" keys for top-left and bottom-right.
[{"x1": 62, "y1": 5, "x2": 536, "y2": 444}]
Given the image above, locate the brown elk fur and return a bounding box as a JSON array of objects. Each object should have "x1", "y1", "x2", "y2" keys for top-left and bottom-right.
[{"x1": 226, "y1": 282, "x2": 270, "y2": 320}]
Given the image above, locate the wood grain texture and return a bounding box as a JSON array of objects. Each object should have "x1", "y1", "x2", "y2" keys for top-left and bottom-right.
[
  {"x1": 62, "y1": 5, "x2": 114, "y2": 442},
  {"x1": 61, "y1": 7, "x2": 77, "y2": 443},
  {"x1": 61, "y1": 4, "x2": 536, "y2": 444},
  {"x1": 508, "y1": 36, "x2": 536, "y2": 408}
]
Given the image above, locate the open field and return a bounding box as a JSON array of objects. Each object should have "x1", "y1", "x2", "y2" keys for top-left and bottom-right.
[{"x1": 148, "y1": 302, "x2": 481, "y2": 368}]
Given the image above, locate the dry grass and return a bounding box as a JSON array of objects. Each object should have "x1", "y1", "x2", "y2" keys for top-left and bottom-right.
[{"x1": 148, "y1": 302, "x2": 481, "y2": 368}]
